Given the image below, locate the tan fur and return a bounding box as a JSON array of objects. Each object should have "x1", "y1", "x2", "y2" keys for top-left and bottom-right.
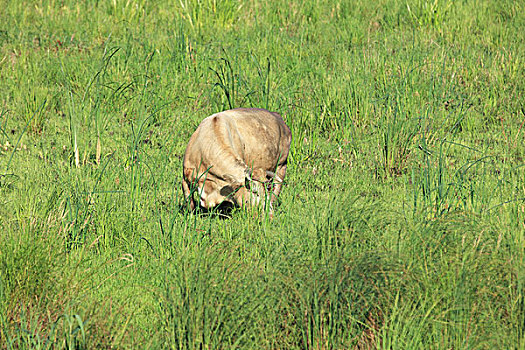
[{"x1": 182, "y1": 108, "x2": 292, "y2": 214}]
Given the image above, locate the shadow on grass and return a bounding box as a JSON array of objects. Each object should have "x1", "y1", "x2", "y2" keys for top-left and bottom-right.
[{"x1": 177, "y1": 201, "x2": 236, "y2": 220}]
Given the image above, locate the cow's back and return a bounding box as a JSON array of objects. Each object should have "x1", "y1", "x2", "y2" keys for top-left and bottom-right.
[
  {"x1": 221, "y1": 108, "x2": 291, "y2": 170},
  {"x1": 184, "y1": 108, "x2": 290, "y2": 172}
]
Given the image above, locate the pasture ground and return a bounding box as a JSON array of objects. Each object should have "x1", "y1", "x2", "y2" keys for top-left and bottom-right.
[{"x1": 1, "y1": 0, "x2": 524, "y2": 348}]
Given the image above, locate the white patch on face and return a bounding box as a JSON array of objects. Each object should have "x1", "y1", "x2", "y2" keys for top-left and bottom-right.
[{"x1": 198, "y1": 185, "x2": 207, "y2": 207}]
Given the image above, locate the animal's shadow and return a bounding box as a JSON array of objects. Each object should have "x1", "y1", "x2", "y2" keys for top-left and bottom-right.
[
  {"x1": 177, "y1": 201, "x2": 236, "y2": 220},
  {"x1": 176, "y1": 199, "x2": 281, "y2": 220}
]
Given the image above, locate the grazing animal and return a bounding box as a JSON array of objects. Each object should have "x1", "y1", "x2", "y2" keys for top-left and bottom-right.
[{"x1": 182, "y1": 108, "x2": 292, "y2": 215}]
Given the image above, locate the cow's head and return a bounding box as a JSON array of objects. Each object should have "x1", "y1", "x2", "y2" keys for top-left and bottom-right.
[
  {"x1": 197, "y1": 168, "x2": 282, "y2": 210},
  {"x1": 223, "y1": 168, "x2": 282, "y2": 208}
]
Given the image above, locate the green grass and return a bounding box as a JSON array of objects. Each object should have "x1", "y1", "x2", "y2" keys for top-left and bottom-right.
[{"x1": 1, "y1": 0, "x2": 524, "y2": 348}]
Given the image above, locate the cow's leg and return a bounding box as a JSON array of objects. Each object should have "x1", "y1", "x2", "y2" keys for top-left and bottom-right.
[
  {"x1": 270, "y1": 163, "x2": 287, "y2": 205},
  {"x1": 182, "y1": 168, "x2": 196, "y2": 211}
]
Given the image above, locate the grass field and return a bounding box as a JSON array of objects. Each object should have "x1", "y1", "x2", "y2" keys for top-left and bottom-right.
[{"x1": 1, "y1": 0, "x2": 524, "y2": 348}]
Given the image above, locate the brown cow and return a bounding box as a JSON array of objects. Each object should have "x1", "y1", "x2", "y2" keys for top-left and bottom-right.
[{"x1": 182, "y1": 108, "x2": 292, "y2": 215}]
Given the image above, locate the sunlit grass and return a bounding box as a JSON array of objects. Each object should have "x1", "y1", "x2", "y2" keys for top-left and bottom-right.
[{"x1": 0, "y1": 0, "x2": 524, "y2": 348}]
